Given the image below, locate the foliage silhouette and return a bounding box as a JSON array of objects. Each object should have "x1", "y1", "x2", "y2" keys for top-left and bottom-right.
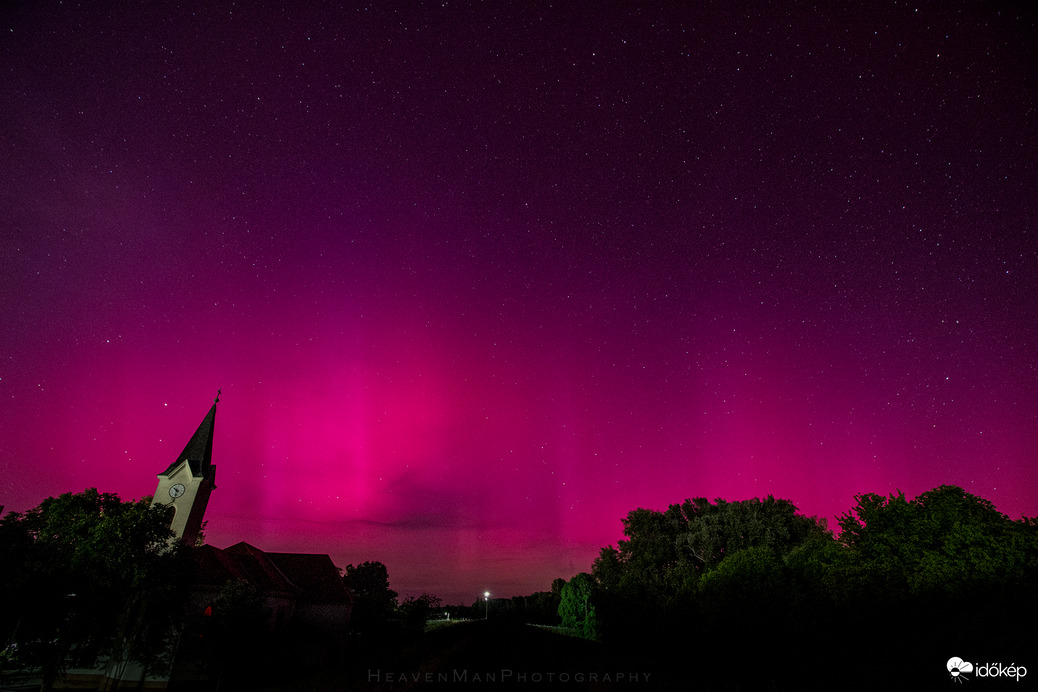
[
  {"x1": 573, "y1": 485, "x2": 1038, "y2": 689},
  {"x1": 557, "y1": 573, "x2": 599, "y2": 639},
  {"x1": 342, "y1": 560, "x2": 398, "y2": 634},
  {"x1": 0, "y1": 489, "x2": 187, "y2": 690},
  {"x1": 399, "y1": 593, "x2": 442, "y2": 630}
]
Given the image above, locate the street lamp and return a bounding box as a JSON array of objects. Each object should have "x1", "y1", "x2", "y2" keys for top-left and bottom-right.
[{"x1": 484, "y1": 591, "x2": 490, "y2": 620}]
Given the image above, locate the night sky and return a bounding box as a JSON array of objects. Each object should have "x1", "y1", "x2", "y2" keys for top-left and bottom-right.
[{"x1": 2, "y1": 2, "x2": 1036, "y2": 605}]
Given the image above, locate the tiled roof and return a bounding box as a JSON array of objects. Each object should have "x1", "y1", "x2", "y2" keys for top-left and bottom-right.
[
  {"x1": 267, "y1": 552, "x2": 352, "y2": 604},
  {"x1": 193, "y1": 542, "x2": 296, "y2": 597},
  {"x1": 191, "y1": 542, "x2": 350, "y2": 604}
]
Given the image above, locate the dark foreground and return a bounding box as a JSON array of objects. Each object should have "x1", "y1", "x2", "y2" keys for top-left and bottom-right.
[
  {"x1": 240, "y1": 617, "x2": 1033, "y2": 692},
  {"x1": 10, "y1": 617, "x2": 1028, "y2": 691},
  {"x1": 248, "y1": 621, "x2": 670, "y2": 692}
]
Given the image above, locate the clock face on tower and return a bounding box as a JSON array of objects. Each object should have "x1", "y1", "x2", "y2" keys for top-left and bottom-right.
[{"x1": 169, "y1": 483, "x2": 186, "y2": 499}]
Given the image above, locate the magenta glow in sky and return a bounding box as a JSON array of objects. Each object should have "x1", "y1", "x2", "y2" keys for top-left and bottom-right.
[{"x1": 2, "y1": 3, "x2": 1036, "y2": 604}]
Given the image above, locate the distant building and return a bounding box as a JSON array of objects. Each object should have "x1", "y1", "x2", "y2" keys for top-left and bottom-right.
[{"x1": 190, "y1": 541, "x2": 353, "y2": 638}]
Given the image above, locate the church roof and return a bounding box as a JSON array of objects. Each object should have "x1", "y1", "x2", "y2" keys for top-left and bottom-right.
[
  {"x1": 193, "y1": 542, "x2": 298, "y2": 597},
  {"x1": 161, "y1": 401, "x2": 216, "y2": 479},
  {"x1": 267, "y1": 552, "x2": 352, "y2": 604},
  {"x1": 191, "y1": 542, "x2": 351, "y2": 604}
]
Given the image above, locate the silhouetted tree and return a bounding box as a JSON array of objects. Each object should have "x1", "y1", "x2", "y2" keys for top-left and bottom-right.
[
  {"x1": 837, "y1": 485, "x2": 1035, "y2": 598},
  {"x1": 342, "y1": 561, "x2": 398, "y2": 633},
  {"x1": 0, "y1": 489, "x2": 186, "y2": 691},
  {"x1": 825, "y1": 485, "x2": 1038, "y2": 681},
  {"x1": 614, "y1": 507, "x2": 683, "y2": 592},
  {"x1": 782, "y1": 530, "x2": 849, "y2": 612},
  {"x1": 603, "y1": 496, "x2": 826, "y2": 598},
  {"x1": 679, "y1": 495, "x2": 828, "y2": 570},
  {"x1": 521, "y1": 590, "x2": 562, "y2": 625},
  {"x1": 558, "y1": 573, "x2": 598, "y2": 639},
  {"x1": 563, "y1": 486, "x2": 1037, "y2": 689},
  {"x1": 398, "y1": 593, "x2": 441, "y2": 630},
  {"x1": 590, "y1": 546, "x2": 622, "y2": 592},
  {"x1": 698, "y1": 545, "x2": 789, "y2": 622}
]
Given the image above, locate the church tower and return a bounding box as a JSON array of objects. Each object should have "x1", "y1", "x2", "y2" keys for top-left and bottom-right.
[{"x1": 153, "y1": 394, "x2": 219, "y2": 545}]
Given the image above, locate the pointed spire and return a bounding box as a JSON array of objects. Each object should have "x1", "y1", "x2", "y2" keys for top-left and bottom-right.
[{"x1": 161, "y1": 396, "x2": 218, "y2": 479}]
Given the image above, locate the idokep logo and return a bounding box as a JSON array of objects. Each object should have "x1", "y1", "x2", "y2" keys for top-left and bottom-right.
[
  {"x1": 948, "y1": 657, "x2": 974, "y2": 683},
  {"x1": 947, "y1": 656, "x2": 1029, "y2": 683}
]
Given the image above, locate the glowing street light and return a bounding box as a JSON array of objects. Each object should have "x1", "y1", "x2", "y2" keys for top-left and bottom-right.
[{"x1": 484, "y1": 591, "x2": 490, "y2": 620}]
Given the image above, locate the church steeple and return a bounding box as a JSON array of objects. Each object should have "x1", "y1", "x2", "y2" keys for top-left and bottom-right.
[
  {"x1": 160, "y1": 398, "x2": 217, "y2": 483},
  {"x1": 153, "y1": 392, "x2": 220, "y2": 545}
]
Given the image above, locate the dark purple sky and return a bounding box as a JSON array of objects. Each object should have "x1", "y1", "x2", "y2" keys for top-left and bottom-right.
[{"x1": 2, "y1": 2, "x2": 1036, "y2": 604}]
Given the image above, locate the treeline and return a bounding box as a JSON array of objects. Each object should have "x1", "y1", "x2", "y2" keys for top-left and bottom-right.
[
  {"x1": 4, "y1": 485, "x2": 1034, "y2": 689},
  {"x1": 548, "y1": 485, "x2": 1038, "y2": 688},
  {"x1": 341, "y1": 560, "x2": 445, "y2": 634},
  {"x1": 344, "y1": 566, "x2": 565, "y2": 628},
  {"x1": 458, "y1": 587, "x2": 564, "y2": 625}
]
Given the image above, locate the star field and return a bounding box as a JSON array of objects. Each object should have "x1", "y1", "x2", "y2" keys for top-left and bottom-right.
[{"x1": 2, "y1": 2, "x2": 1036, "y2": 603}]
